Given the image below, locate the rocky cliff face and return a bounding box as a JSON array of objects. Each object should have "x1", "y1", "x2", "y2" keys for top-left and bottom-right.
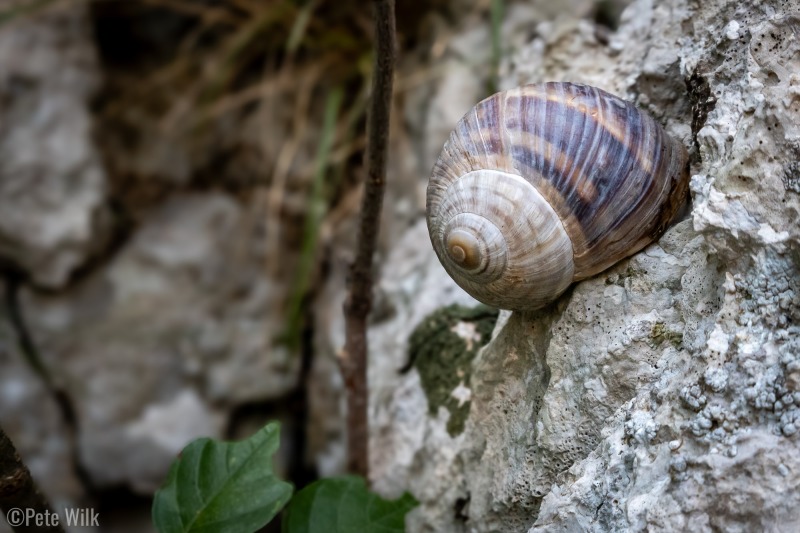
[
  {"x1": 0, "y1": 0, "x2": 797, "y2": 531},
  {"x1": 367, "y1": 0, "x2": 800, "y2": 531}
]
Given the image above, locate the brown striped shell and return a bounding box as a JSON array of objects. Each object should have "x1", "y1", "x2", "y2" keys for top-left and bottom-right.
[{"x1": 426, "y1": 82, "x2": 690, "y2": 311}]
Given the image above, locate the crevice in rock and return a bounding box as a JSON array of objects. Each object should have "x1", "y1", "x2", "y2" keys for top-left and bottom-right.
[
  {"x1": 1, "y1": 268, "x2": 98, "y2": 502},
  {"x1": 592, "y1": 496, "x2": 606, "y2": 522},
  {"x1": 288, "y1": 302, "x2": 318, "y2": 490},
  {"x1": 3, "y1": 270, "x2": 53, "y2": 386},
  {"x1": 685, "y1": 69, "x2": 716, "y2": 161},
  {"x1": 454, "y1": 493, "x2": 470, "y2": 523},
  {"x1": 591, "y1": 0, "x2": 627, "y2": 31},
  {"x1": 224, "y1": 290, "x2": 319, "y2": 488},
  {"x1": 31, "y1": 204, "x2": 134, "y2": 296}
]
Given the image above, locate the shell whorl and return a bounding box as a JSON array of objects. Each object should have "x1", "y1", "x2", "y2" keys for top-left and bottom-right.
[
  {"x1": 430, "y1": 169, "x2": 575, "y2": 310},
  {"x1": 426, "y1": 82, "x2": 690, "y2": 311}
]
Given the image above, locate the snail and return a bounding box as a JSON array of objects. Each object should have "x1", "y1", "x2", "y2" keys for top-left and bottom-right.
[{"x1": 426, "y1": 82, "x2": 690, "y2": 311}]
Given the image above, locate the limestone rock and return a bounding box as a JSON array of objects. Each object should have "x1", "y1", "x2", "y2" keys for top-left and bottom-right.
[
  {"x1": 311, "y1": 218, "x2": 482, "y2": 476},
  {"x1": 0, "y1": 284, "x2": 84, "y2": 518},
  {"x1": 20, "y1": 192, "x2": 299, "y2": 492},
  {"x1": 0, "y1": 4, "x2": 109, "y2": 288},
  {"x1": 120, "y1": 390, "x2": 225, "y2": 493},
  {"x1": 369, "y1": 0, "x2": 800, "y2": 531}
]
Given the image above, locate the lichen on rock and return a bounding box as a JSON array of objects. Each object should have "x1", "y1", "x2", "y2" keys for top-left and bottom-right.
[{"x1": 409, "y1": 304, "x2": 499, "y2": 437}]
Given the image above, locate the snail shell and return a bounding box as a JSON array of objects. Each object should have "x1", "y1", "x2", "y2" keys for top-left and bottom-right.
[{"x1": 426, "y1": 82, "x2": 690, "y2": 311}]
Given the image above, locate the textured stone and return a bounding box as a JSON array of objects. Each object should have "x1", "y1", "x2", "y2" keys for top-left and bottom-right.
[
  {"x1": 0, "y1": 283, "x2": 84, "y2": 521},
  {"x1": 20, "y1": 193, "x2": 299, "y2": 492},
  {"x1": 368, "y1": 0, "x2": 800, "y2": 531},
  {"x1": 0, "y1": 4, "x2": 109, "y2": 288},
  {"x1": 120, "y1": 389, "x2": 225, "y2": 493},
  {"x1": 310, "y1": 218, "x2": 482, "y2": 477}
]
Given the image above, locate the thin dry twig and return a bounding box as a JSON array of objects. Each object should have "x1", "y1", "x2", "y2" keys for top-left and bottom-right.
[
  {"x1": 0, "y1": 427, "x2": 64, "y2": 533},
  {"x1": 340, "y1": 0, "x2": 396, "y2": 478}
]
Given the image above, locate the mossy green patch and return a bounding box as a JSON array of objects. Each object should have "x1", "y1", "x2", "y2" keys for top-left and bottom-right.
[
  {"x1": 650, "y1": 321, "x2": 683, "y2": 349},
  {"x1": 409, "y1": 304, "x2": 499, "y2": 437}
]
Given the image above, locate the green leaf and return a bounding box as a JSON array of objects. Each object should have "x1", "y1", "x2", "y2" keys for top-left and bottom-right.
[
  {"x1": 152, "y1": 422, "x2": 293, "y2": 533},
  {"x1": 282, "y1": 476, "x2": 418, "y2": 533}
]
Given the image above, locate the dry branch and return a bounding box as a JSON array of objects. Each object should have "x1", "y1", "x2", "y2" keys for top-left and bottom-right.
[{"x1": 340, "y1": 0, "x2": 396, "y2": 478}]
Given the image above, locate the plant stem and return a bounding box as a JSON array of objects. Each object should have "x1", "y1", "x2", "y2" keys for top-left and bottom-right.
[
  {"x1": 340, "y1": 0, "x2": 396, "y2": 478},
  {"x1": 0, "y1": 426, "x2": 64, "y2": 533}
]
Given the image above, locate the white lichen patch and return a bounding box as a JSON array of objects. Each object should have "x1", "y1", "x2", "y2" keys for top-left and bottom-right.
[
  {"x1": 450, "y1": 381, "x2": 472, "y2": 408},
  {"x1": 450, "y1": 320, "x2": 483, "y2": 351}
]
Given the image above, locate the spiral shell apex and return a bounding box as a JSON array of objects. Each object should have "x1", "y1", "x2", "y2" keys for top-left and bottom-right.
[{"x1": 426, "y1": 82, "x2": 690, "y2": 311}]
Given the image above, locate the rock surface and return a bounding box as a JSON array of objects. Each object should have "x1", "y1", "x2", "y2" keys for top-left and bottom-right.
[
  {"x1": 20, "y1": 192, "x2": 298, "y2": 492},
  {"x1": 0, "y1": 4, "x2": 109, "y2": 288},
  {"x1": 310, "y1": 218, "x2": 483, "y2": 476},
  {"x1": 0, "y1": 0, "x2": 796, "y2": 531},
  {"x1": 0, "y1": 282, "x2": 85, "y2": 522},
  {"x1": 368, "y1": 0, "x2": 800, "y2": 531}
]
